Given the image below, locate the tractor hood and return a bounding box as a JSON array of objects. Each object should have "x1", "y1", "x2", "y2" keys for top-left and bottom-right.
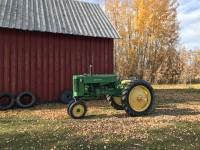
[{"x1": 73, "y1": 74, "x2": 117, "y2": 84}]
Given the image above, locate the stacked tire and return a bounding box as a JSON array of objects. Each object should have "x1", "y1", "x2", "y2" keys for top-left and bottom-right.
[
  {"x1": 15, "y1": 91, "x2": 36, "y2": 108},
  {"x1": 0, "y1": 93, "x2": 15, "y2": 110},
  {"x1": 60, "y1": 90, "x2": 74, "y2": 104},
  {"x1": 0, "y1": 91, "x2": 36, "y2": 110}
]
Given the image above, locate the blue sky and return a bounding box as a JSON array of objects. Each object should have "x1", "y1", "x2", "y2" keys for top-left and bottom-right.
[
  {"x1": 80, "y1": 0, "x2": 200, "y2": 50},
  {"x1": 178, "y1": 0, "x2": 200, "y2": 50}
]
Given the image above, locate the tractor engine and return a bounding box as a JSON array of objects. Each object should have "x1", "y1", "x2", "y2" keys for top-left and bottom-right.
[{"x1": 73, "y1": 74, "x2": 121, "y2": 100}]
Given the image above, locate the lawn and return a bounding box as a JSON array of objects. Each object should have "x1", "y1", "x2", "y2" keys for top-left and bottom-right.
[{"x1": 1, "y1": 84, "x2": 200, "y2": 150}]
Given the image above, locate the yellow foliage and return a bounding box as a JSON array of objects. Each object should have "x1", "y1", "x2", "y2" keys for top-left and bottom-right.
[{"x1": 105, "y1": 0, "x2": 180, "y2": 83}]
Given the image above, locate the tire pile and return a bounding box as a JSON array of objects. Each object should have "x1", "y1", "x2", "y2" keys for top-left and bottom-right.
[
  {"x1": 0, "y1": 91, "x2": 36, "y2": 110},
  {"x1": 60, "y1": 90, "x2": 74, "y2": 104},
  {"x1": 1, "y1": 89, "x2": 74, "y2": 111}
]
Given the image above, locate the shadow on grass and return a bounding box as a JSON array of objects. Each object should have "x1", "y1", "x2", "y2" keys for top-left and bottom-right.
[
  {"x1": 0, "y1": 118, "x2": 142, "y2": 150},
  {"x1": 154, "y1": 88, "x2": 200, "y2": 93},
  {"x1": 1, "y1": 120, "x2": 200, "y2": 150},
  {"x1": 152, "y1": 108, "x2": 200, "y2": 116},
  {"x1": 0, "y1": 117, "x2": 38, "y2": 124},
  {"x1": 85, "y1": 113, "x2": 130, "y2": 119},
  {"x1": 13, "y1": 100, "x2": 109, "y2": 111},
  {"x1": 0, "y1": 129, "x2": 71, "y2": 150},
  {"x1": 85, "y1": 107, "x2": 200, "y2": 119},
  {"x1": 145, "y1": 121, "x2": 200, "y2": 149}
]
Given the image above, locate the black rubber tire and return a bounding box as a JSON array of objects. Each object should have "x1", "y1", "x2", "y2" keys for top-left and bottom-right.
[
  {"x1": 67, "y1": 100, "x2": 75, "y2": 115},
  {"x1": 60, "y1": 90, "x2": 74, "y2": 104},
  {"x1": 16, "y1": 91, "x2": 36, "y2": 108},
  {"x1": 68, "y1": 101, "x2": 87, "y2": 119},
  {"x1": 121, "y1": 80, "x2": 154, "y2": 116},
  {"x1": 106, "y1": 95, "x2": 123, "y2": 110},
  {"x1": 0, "y1": 93, "x2": 15, "y2": 110}
]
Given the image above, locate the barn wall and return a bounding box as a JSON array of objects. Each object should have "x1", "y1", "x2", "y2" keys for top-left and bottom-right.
[{"x1": 0, "y1": 28, "x2": 114, "y2": 102}]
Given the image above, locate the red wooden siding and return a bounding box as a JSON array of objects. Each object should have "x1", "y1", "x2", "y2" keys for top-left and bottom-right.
[{"x1": 0, "y1": 28, "x2": 114, "y2": 102}]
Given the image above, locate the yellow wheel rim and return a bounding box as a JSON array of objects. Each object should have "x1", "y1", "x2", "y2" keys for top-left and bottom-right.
[
  {"x1": 72, "y1": 104, "x2": 85, "y2": 117},
  {"x1": 129, "y1": 85, "x2": 151, "y2": 112},
  {"x1": 113, "y1": 97, "x2": 122, "y2": 106}
]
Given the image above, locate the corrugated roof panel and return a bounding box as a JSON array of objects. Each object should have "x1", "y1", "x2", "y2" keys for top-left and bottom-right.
[
  {"x1": 75, "y1": 1, "x2": 90, "y2": 35},
  {"x1": 52, "y1": 0, "x2": 61, "y2": 33},
  {"x1": 54, "y1": 0, "x2": 66, "y2": 33},
  {"x1": 98, "y1": 5, "x2": 120, "y2": 38},
  {"x1": 38, "y1": 0, "x2": 46, "y2": 32},
  {"x1": 28, "y1": 0, "x2": 34, "y2": 30},
  {"x1": 2, "y1": 0, "x2": 11, "y2": 27},
  {"x1": 84, "y1": 3, "x2": 100, "y2": 37},
  {"x1": 15, "y1": 0, "x2": 23, "y2": 29},
  {"x1": 47, "y1": 0, "x2": 56, "y2": 33},
  {"x1": 63, "y1": 0, "x2": 76, "y2": 34},
  {"x1": 73, "y1": 1, "x2": 88, "y2": 36},
  {"x1": 67, "y1": 0, "x2": 83, "y2": 35},
  {"x1": 22, "y1": 0, "x2": 28, "y2": 30},
  {"x1": 89, "y1": 3, "x2": 107, "y2": 38},
  {"x1": 33, "y1": 0, "x2": 40, "y2": 31},
  {"x1": 59, "y1": 0, "x2": 72, "y2": 34},
  {"x1": 8, "y1": 0, "x2": 17, "y2": 28},
  {"x1": 96, "y1": 4, "x2": 119, "y2": 38},
  {"x1": 77, "y1": 1, "x2": 94, "y2": 36},
  {"x1": 93, "y1": 4, "x2": 111, "y2": 38},
  {"x1": 0, "y1": 0, "x2": 120, "y2": 39},
  {"x1": 96, "y1": 5, "x2": 115, "y2": 38},
  {"x1": 0, "y1": 0, "x2": 6, "y2": 26},
  {"x1": 42, "y1": 0, "x2": 50, "y2": 32}
]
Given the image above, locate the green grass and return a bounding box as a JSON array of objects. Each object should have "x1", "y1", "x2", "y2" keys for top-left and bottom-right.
[
  {"x1": 1, "y1": 115, "x2": 200, "y2": 150},
  {"x1": 0, "y1": 115, "x2": 142, "y2": 150},
  {"x1": 1, "y1": 85, "x2": 200, "y2": 149},
  {"x1": 0, "y1": 116, "x2": 72, "y2": 150},
  {"x1": 144, "y1": 122, "x2": 200, "y2": 149}
]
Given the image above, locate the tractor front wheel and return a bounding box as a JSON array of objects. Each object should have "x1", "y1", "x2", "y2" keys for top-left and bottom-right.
[
  {"x1": 121, "y1": 80, "x2": 154, "y2": 116},
  {"x1": 68, "y1": 101, "x2": 87, "y2": 119},
  {"x1": 67, "y1": 100, "x2": 75, "y2": 115},
  {"x1": 106, "y1": 95, "x2": 123, "y2": 110}
]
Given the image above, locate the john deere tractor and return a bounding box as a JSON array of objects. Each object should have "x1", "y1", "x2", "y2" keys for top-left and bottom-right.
[{"x1": 67, "y1": 65, "x2": 154, "y2": 119}]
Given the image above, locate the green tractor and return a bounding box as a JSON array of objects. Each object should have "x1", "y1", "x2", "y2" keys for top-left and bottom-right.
[{"x1": 67, "y1": 65, "x2": 154, "y2": 119}]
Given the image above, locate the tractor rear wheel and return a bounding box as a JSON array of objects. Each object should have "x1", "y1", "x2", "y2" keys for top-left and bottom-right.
[
  {"x1": 107, "y1": 95, "x2": 123, "y2": 110},
  {"x1": 121, "y1": 80, "x2": 154, "y2": 116},
  {"x1": 68, "y1": 101, "x2": 87, "y2": 119}
]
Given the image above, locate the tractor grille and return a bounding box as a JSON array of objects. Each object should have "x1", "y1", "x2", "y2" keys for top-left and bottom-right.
[{"x1": 74, "y1": 79, "x2": 79, "y2": 92}]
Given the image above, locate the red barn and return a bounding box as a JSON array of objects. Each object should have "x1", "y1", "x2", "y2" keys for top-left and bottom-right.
[{"x1": 0, "y1": 0, "x2": 120, "y2": 104}]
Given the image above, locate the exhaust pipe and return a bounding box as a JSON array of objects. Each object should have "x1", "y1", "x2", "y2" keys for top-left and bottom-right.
[{"x1": 90, "y1": 64, "x2": 93, "y2": 76}]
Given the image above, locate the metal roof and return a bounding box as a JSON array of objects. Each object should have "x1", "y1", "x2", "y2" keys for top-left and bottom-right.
[{"x1": 0, "y1": 0, "x2": 120, "y2": 39}]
